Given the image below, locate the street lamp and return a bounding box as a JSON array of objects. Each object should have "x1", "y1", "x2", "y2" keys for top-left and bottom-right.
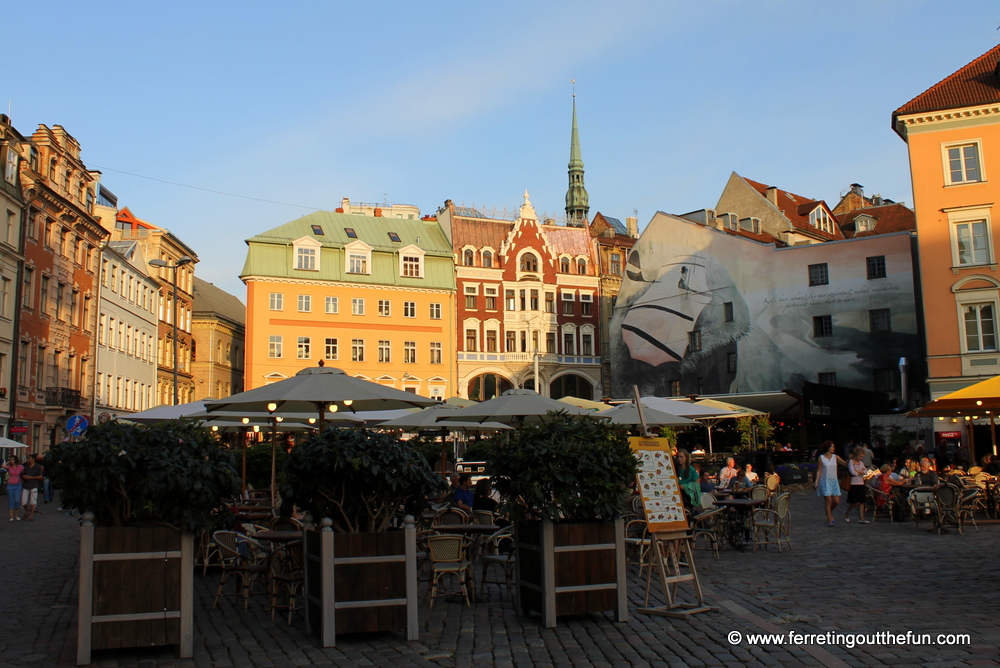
[{"x1": 149, "y1": 256, "x2": 194, "y2": 406}]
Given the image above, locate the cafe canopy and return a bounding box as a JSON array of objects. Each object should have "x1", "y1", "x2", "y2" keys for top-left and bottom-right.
[{"x1": 909, "y1": 374, "x2": 1000, "y2": 417}]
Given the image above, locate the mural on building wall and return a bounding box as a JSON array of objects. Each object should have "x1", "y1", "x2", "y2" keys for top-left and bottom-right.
[{"x1": 610, "y1": 214, "x2": 922, "y2": 398}]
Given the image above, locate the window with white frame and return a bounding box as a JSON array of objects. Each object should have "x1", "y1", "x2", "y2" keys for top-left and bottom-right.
[
  {"x1": 563, "y1": 331, "x2": 576, "y2": 355},
  {"x1": 378, "y1": 299, "x2": 391, "y2": 317},
  {"x1": 325, "y1": 296, "x2": 338, "y2": 314},
  {"x1": 964, "y1": 303, "x2": 997, "y2": 351},
  {"x1": 268, "y1": 335, "x2": 283, "y2": 358},
  {"x1": 429, "y1": 303, "x2": 441, "y2": 319},
  {"x1": 269, "y1": 293, "x2": 283, "y2": 311},
  {"x1": 954, "y1": 220, "x2": 991, "y2": 266},
  {"x1": 404, "y1": 341, "x2": 416, "y2": 364},
  {"x1": 352, "y1": 298, "x2": 365, "y2": 315},
  {"x1": 352, "y1": 339, "x2": 365, "y2": 362},
  {"x1": 348, "y1": 252, "x2": 368, "y2": 274},
  {"x1": 296, "y1": 247, "x2": 317, "y2": 270},
  {"x1": 482, "y1": 250, "x2": 493, "y2": 268},
  {"x1": 297, "y1": 336, "x2": 311, "y2": 359},
  {"x1": 465, "y1": 285, "x2": 477, "y2": 309},
  {"x1": 945, "y1": 142, "x2": 983, "y2": 185},
  {"x1": 378, "y1": 340, "x2": 391, "y2": 363},
  {"x1": 809, "y1": 207, "x2": 836, "y2": 233},
  {"x1": 485, "y1": 287, "x2": 497, "y2": 310},
  {"x1": 402, "y1": 255, "x2": 422, "y2": 277},
  {"x1": 430, "y1": 342, "x2": 442, "y2": 364},
  {"x1": 297, "y1": 295, "x2": 311, "y2": 312},
  {"x1": 404, "y1": 301, "x2": 416, "y2": 318},
  {"x1": 580, "y1": 293, "x2": 593, "y2": 316},
  {"x1": 562, "y1": 291, "x2": 575, "y2": 315},
  {"x1": 581, "y1": 333, "x2": 593, "y2": 355},
  {"x1": 324, "y1": 338, "x2": 338, "y2": 360}
]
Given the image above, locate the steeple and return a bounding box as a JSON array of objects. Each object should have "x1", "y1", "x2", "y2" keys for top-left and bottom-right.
[{"x1": 565, "y1": 89, "x2": 589, "y2": 227}]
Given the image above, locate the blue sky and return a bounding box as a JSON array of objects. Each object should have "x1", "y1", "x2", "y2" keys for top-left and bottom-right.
[{"x1": 5, "y1": 1, "x2": 1000, "y2": 298}]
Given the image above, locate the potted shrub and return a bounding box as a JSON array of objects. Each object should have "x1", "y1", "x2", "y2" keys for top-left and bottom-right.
[
  {"x1": 483, "y1": 411, "x2": 638, "y2": 628},
  {"x1": 282, "y1": 426, "x2": 443, "y2": 646},
  {"x1": 49, "y1": 420, "x2": 239, "y2": 665}
]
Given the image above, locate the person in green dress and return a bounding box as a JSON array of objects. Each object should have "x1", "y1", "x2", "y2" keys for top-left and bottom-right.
[{"x1": 674, "y1": 449, "x2": 701, "y2": 508}]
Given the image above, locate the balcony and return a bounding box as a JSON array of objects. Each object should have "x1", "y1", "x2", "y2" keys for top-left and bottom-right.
[
  {"x1": 457, "y1": 352, "x2": 600, "y2": 365},
  {"x1": 45, "y1": 387, "x2": 82, "y2": 409}
]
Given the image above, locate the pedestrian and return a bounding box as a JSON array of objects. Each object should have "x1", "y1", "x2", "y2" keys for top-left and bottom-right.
[
  {"x1": 20, "y1": 453, "x2": 44, "y2": 521},
  {"x1": 815, "y1": 441, "x2": 846, "y2": 527},
  {"x1": 861, "y1": 442, "x2": 874, "y2": 468},
  {"x1": 843, "y1": 447, "x2": 870, "y2": 524},
  {"x1": 2, "y1": 454, "x2": 23, "y2": 521}
]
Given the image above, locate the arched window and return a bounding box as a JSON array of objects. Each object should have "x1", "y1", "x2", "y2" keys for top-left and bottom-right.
[
  {"x1": 577, "y1": 258, "x2": 587, "y2": 275},
  {"x1": 549, "y1": 374, "x2": 593, "y2": 400},
  {"x1": 482, "y1": 250, "x2": 492, "y2": 268},
  {"x1": 225, "y1": 343, "x2": 231, "y2": 361},
  {"x1": 520, "y1": 253, "x2": 538, "y2": 272},
  {"x1": 560, "y1": 257, "x2": 570, "y2": 273},
  {"x1": 463, "y1": 249, "x2": 475, "y2": 266},
  {"x1": 467, "y1": 373, "x2": 513, "y2": 402}
]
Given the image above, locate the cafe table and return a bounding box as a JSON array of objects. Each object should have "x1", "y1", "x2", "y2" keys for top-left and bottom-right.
[
  {"x1": 252, "y1": 530, "x2": 303, "y2": 544},
  {"x1": 713, "y1": 498, "x2": 766, "y2": 551}
]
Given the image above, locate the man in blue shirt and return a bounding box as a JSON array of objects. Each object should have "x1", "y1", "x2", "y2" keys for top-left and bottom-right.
[{"x1": 453, "y1": 473, "x2": 475, "y2": 513}]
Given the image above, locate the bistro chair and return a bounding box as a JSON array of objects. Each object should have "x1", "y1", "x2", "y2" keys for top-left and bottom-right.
[
  {"x1": 908, "y1": 488, "x2": 937, "y2": 529},
  {"x1": 764, "y1": 474, "x2": 780, "y2": 495},
  {"x1": 699, "y1": 492, "x2": 717, "y2": 511},
  {"x1": 752, "y1": 493, "x2": 791, "y2": 552},
  {"x1": 479, "y1": 525, "x2": 515, "y2": 598},
  {"x1": 473, "y1": 510, "x2": 497, "y2": 526},
  {"x1": 968, "y1": 466, "x2": 983, "y2": 475},
  {"x1": 432, "y1": 507, "x2": 469, "y2": 526},
  {"x1": 212, "y1": 531, "x2": 269, "y2": 610},
  {"x1": 268, "y1": 517, "x2": 304, "y2": 532},
  {"x1": 426, "y1": 534, "x2": 475, "y2": 609},
  {"x1": 932, "y1": 484, "x2": 963, "y2": 534},
  {"x1": 956, "y1": 487, "x2": 980, "y2": 533},
  {"x1": 195, "y1": 530, "x2": 220, "y2": 576},
  {"x1": 749, "y1": 485, "x2": 770, "y2": 503},
  {"x1": 267, "y1": 543, "x2": 305, "y2": 624},
  {"x1": 690, "y1": 504, "x2": 724, "y2": 559},
  {"x1": 623, "y1": 519, "x2": 652, "y2": 572},
  {"x1": 867, "y1": 486, "x2": 895, "y2": 522}
]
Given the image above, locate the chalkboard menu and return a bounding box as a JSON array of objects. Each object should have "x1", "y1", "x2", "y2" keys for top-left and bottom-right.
[{"x1": 629, "y1": 436, "x2": 689, "y2": 534}]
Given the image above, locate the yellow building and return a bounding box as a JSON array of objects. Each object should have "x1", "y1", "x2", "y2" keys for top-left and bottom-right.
[{"x1": 241, "y1": 210, "x2": 456, "y2": 398}]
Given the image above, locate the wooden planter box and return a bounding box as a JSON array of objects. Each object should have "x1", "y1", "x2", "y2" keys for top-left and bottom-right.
[
  {"x1": 303, "y1": 516, "x2": 418, "y2": 647},
  {"x1": 515, "y1": 518, "x2": 627, "y2": 628},
  {"x1": 77, "y1": 512, "x2": 193, "y2": 665}
]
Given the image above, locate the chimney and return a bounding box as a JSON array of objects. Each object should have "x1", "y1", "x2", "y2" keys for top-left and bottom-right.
[
  {"x1": 872, "y1": 194, "x2": 883, "y2": 206},
  {"x1": 850, "y1": 183, "x2": 864, "y2": 197},
  {"x1": 765, "y1": 186, "x2": 778, "y2": 206},
  {"x1": 626, "y1": 216, "x2": 638, "y2": 238},
  {"x1": 373, "y1": 207, "x2": 383, "y2": 217}
]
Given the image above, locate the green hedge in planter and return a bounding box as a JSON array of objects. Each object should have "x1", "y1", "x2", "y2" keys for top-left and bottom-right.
[
  {"x1": 49, "y1": 420, "x2": 239, "y2": 533},
  {"x1": 282, "y1": 427, "x2": 444, "y2": 533},
  {"x1": 484, "y1": 411, "x2": 638, "y2": 522}
]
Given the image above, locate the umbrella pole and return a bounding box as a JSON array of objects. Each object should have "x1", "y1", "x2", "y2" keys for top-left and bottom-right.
[
  {"x1": 440, "y1": 428, "x2": 448, "y2": 480},
  {"x1": 706, "y1": 422, "x2": 714, "y2": 457},
  {"x1": 270, "y1": 419, "x2": 278, "y2": 508},
  {"x1": 317, "y1": 402, "x2": 325, "y2": 434},
  {"x1": 992, "y1": 414, "x2": 998, "y2": 457},
  {"x1": 241, "y1": 428, "x2": 247, "y2": 501}
]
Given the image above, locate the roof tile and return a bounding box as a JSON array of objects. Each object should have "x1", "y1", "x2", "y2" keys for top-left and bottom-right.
[{"x1": 894, "y1": 44, "x2": 1000, "y2": 119}]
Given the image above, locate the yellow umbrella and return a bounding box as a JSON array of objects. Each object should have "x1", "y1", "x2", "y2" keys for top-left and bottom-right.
[
  {"x1": 909, "y1": 375, "x2": 1000, "y2": 416},
  {"x1": 556, "y1": 396, "x2": 610, "y2": 412}
]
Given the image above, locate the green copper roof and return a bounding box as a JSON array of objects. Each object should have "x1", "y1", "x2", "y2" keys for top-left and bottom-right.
[
  {"x1": 568, "y1": 97, "x2": 584, "y2": 170},
  {"x1": 565, "y1": 97, "x2": 590, "y2": 224},
  {"x1": 241, "y1": 210, "x2": 455, "y2": 291}
]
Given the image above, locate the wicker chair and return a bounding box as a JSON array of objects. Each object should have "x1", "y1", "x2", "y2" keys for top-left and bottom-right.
[
  {"x1": 764, "y1": 474, "x2": 780, "y2": 495},
  {"x1": 268, "y1": 517, "x2": 304, "y2": 532},
  {"x1": 909, "y1": 488, "x2": 937, "y2": 529},
  {"x1": 932, "y1": 484, "x2": 963, "y2": 534},
  {"x1": 623, "y1": 519, "x2": 652, "y2": 572},
  {"x1": 957, "y1": 487, "x2": 980, "y2": 533},
  {"x1": 432, "y1": 507, "x2": 470, "y2": 526},
  {"x1": 479, "y1": 526, "x2": 515, "y2": 598},
  {"x1": 426, "y1": 534, "x2": 475, "y2": 608},
  {"x1": 212, "y1": 531, "x2": 268, "y2": 610},
  {"x1": 473, "y1": 510, "x2": 497, "y2": 526},
  {"x1": 867, "y1": 486, "x2": 895, "y2": 522},
  {"x1": 267, "y1": 543, "x2": 304, "y2": 624},
  {"x1": 752, "y1": 493, "x2": 791, "y2": 552},
  {"x1": 690, "y1": 505, "x2": 724, "y2": 559},
  {"x1": 749, "y1": 485, "x2": 770, "y2": 503}
]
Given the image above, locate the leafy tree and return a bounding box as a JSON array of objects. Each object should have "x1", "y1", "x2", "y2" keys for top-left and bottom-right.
[
  {"x1": 244, "y1": 440, "x2": 289, "y2": 490},
  {"x1": 49, "y1": 420, "x2": 239, "y2": 533},
  {"x1": 282, "y1": 427, "x2": 444, "y2": 533}
]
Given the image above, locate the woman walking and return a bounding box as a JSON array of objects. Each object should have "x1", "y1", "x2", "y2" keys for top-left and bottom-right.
[
  {"x1": 844, "y1": 447, "x2": 870, "y2": 524},
  {"x1": 815, "y1": 441, "x2": 845, "y2": 526},
  {"x1": 2, "y1": 454, "x2": 23, "y2": 521}
]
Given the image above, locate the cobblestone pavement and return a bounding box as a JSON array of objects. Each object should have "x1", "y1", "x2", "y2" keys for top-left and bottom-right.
[{"x1": 1, "y1": 491, "x2": 998, "y2": 668}]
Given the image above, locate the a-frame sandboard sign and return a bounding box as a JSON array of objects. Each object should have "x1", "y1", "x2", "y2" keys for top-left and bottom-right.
[{"x1": 629, "y1": 436, "x2": 717, "y2": 618}]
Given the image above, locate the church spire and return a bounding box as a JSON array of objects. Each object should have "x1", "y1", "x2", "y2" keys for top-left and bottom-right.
[{"x1": 565, "y1": 87, "x2": 589, "y2": 227}]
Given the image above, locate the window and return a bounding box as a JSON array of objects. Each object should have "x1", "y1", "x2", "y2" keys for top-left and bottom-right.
[
  {"x1": 296, "y1": 247, "x2": 317, "y2": 270},
  {"x1": 946, "y1": 143, "x2": 982, "y2": 184},
  {"x1": 874, "y1": 368, "x2": 896, "y2": 392},
  {"x1": 466, "y1": 329, "x2": 477, "y2": 352},
  {"x1": 563, "y1": 333, "x2": 575, "y2": 355},
  {"x1": 545, "y1": 292, "x2": 555, "y2": 313},
  {"x1": 486, "y1": 330, "x2": 497, "y2": 352},
  {"x1": 324, "y1": 338, "x2": 338, "y2": 360},
  {"x1": 404, "y1": 301, "x2": 416, "y2": 318},
  {"x1": 430, "y1": 342, "x2": 442, "y2": 364},
  {"x1": 463, "y1": 249, "x2": 474, "y2": 266},
  {"x1": 55, "y1": 283, "x2": 64, "y2": 320},
  {"x1": 465, "y1": 294, "x2": 477, "y2": 309},
  {"x1": 311, "y1": 224, "x2": 324, "y2": 235},
  {"x1": 429, "y1": 303, "x2": 442, "y2": 319},
  {"x1": 520, "y1": 253, "x2": 538, "y2": 272},
  {"x1": 669, "y1": 380, "x2": 681, "y2": 397},
  {"x1": 560, "y1": 257, "x2": 570, "y2": 273},
  {"x1": 485, "y1": 288, "x2": 497, "y2": 310},
  {"x1": 955, "y1": 221, "x2": 990, "y2": 266},
  {"x1": 268, "y1": 335, "x2": 283, "y2": 358},
  {"x1": 378, "y1": 340, "x2": 391, "y2": 363},
  {"x1": 727, "y1": 352, "x2": 737, "y2": 373},
  {"x1": 404, "y1": 341, "x2": 416, "y2": 364},
  {"x1": 378, "y1": 299, "x2": 391, "y2": 316},
  {"x1": 867, "y1": 255, "x2": 887, "y2": 279},
  {"x1": 562, "y1": 297, "x2": 574, "y2": 315},
  {"x1": 581, "y1": 333, "x2": 593, "y2": 355},
  {"x1": 546, "y1": 332, "x2": 555, "y2": 353},
  {"x1": 809, "y1": 208, "x2": 836, "y2": 233},
  {"x1": 352, "y1": 298, "x2": 365, "y2": 315},
  {"x1": 402, "y1": 255, "x2": 421, "y2": 277},
  {"x1": 297, "y1": 295, "x2": 311, "y2": 312},
  {"x1": 688, "y1": 330, "x2": 702, "y2": 352},
  {"x1": 577, "y1": 258, "x2": 587, "y2": 275},
  {"x1": 505, "y1": 290, "x2": 515, "y2": 310},
  {"x1": 0, "y1": 277, "x2": 8, "y2": 318},
  {"x1": 808, "y1": 263, "x2": 829, "y2": 286},
  {"x1": 530, "y1": 290, "x2": 539, "y2": 311},
  {"x1": 297, "y1": 337, "x2": 311, "y2": 359},
  {"x1": 269, "y1": 293, "x2": 283, "y2": 311},
  {"x1": 964, "y1": 303, "x2": 997, "y2": 351},
  {"x1": 580, "y1": 293, "x2": 592, "y2": 316},
  {"x1": 388, "y1": 232, "x2": 401, "y2": 243},
  {"x1": 22, "y1": 268, "x2": 33, "y2": 309},
  {"x1": 869, "y1": 308, "x2": 891, "y2": 333},
  {"x1": 482, "y1": 251, "x2": 492, "y2": 268},
  {"x1": 610, "y1": 253, "x2": 621, "y2": 276},
  {"x1": 352, "y1": 339, "x2": 365, "y2": 362},
  {"x1": 344, "y1": 228, "x2": 357, "y2": 238},
  {"x1": 532, "y1": 331, "x2": 539, "y2": 353},
  {"x1": 813, "y1": 315, "x2": 833, "y2": 337},
  {"x1": 325, "y1": 296, "x2": 338, "y2": 314},
  {"x1": 505, "y1": 332, "x2": 516, "y2": 352},
  {"x1": 519, "y1": 290, "x2": 526, "y2": 310},
  {"x1": 348, "y1": 253, "x2": 368, "y2": 274},
  {"x1": 723, "y1": 301, "x2": 734, "y2": 322}
]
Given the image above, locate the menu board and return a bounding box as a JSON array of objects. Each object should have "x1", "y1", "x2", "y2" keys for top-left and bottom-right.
[{"x1": 629, "y1": 436, "x2": 689, "y2": 534}]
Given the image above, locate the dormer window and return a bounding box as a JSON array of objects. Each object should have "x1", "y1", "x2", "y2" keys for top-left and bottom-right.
[
  {"x1": 463, "y1": 249, "x2": 474, "y2": 266},
  {"x1": 349, "y1": 252, "x2": 368, "y2": 273},
  {"x1": 810, "y1": 207, "x2": 835, "y2": 233},
  {"x1": 402, "y1": 255, "x2": 421, "y2": 277},
  {"x1": 855, "y1": 216, "x2": 874, "y2": 232},
  {"x1": 482, "y1": 250, "x2": 493, "y2": 268},
  {"x1": 576, "y1": 258, "x2": 587, "y2": 275},
  {"x1": 520, "y1": 252, "x2": 539, "y2": 272},
  {"x1": 560, "y1": 257, "x2": 570, "y2": 273},
  {"x1": 398, "y1": 244, "x2": 425, "y2": 278},
  {"x1": 292, "y1": 236, "x2": 322, "y2": 271}
]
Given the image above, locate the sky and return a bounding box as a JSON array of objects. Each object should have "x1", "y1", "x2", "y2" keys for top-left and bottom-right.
[{"x1": 5, "y1": 1, "x2": 1000, "y2": 299}]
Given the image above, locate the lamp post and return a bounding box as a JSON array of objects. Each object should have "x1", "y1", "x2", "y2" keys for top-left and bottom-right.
[{"x1": 149, "y1": 256, "x2": 194, "y2": 406}]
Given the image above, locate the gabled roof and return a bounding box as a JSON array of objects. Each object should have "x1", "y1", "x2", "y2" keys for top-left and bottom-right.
[
  {"x1": 193, "y1": 277, "x2": 246, "y2": 326},
  {"x1": 451, "y1": 216, "x2": 510, "y2": 251},
  {"x1": 894, "y1": 44, "x2": 1000, "y2": 125},
  {"x1": 542, "y1": 225, "x2": 594, "y2": 259},
  {"x1": 835, "y1": 203, "x2": 916, "y2": 239},
  {"x1": 741, "y1": 176, "x2": 843, "y2": 241}
]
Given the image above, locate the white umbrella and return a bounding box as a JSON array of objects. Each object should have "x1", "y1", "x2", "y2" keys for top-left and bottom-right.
[
  {"x1": 639, "y1": 397, "x2": 735, "y2": 455},
  {"x1": 120, "y1": 400, "x2": 211, "y2": 424},
  {"x1": 601, "y1": 402, "x2": 696, "y2": 427},
  {"x1": 0, "y1": 436, "x2": 28, "y2": 448},
  {"x1": 437, "y1": 389, "x2": 605, "y2": 426}
]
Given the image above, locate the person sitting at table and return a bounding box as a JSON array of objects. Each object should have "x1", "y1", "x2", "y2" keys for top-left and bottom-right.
[
  {"x1": 913, "y1": 458, "x2": 939, "y2": 487},
  {"x1": 699, "y1": 469, "x2": 716, "y2": 493},
  {"x1": 718, "y1": 457, "x2": 738, "y2": 488},
  {"x1": 744, "y1": 462, "x2": 759, "y2": 485},
  {"x1": 674, "y1": 449, "x2": 701, "y2": 507},
  {"x1": 452, "y1": 473, "x2": 475, "y2": 513},
  {"x1": 982, "y1": 454, "x2": 1000, "y2": 476},
  {"x1": 472, "y1": 478, "x2": 498, "y2": 513},
  {"x1": 730, "y1": 465, "x2": 754, "y2": 490}
]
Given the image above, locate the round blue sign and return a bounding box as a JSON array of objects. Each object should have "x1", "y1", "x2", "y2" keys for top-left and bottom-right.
[{"x1": 67, "y1": 415, "x2": 90, "y2": 436}]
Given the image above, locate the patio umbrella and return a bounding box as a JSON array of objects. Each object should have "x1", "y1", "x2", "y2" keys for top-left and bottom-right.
[
  {"x1": 557, "y1": 396, "x2": 610, "y2": 411},
  {"x1": 600, "y1": 402, "x2": 696, "y2": 427},
  {"x1": 692, "y1": 398, "x2": 763, "y2": 456},
  {"x1": 437, "y1": 389, "x2": 605, "y2": 426},
  {"x1": 0, "y1": 436, "x2": 28, "y2": 448},
  {"x1": 120, "y1": 400, "x2": 211, "y2": 424},
  {"x1": 909, "y1": 375, "x2": 1000, "y2": 415},
  {"x1": 637, "y1": 397, "x2": 735, "y2": 455},
  {"x1": 443, "y1": 396, "x2": 478, "y2": 408}
]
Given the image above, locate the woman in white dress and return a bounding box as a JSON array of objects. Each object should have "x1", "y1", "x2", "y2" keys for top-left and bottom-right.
[{"x1": 815, "y1": 441, "x2": 846, "y2": 526}]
